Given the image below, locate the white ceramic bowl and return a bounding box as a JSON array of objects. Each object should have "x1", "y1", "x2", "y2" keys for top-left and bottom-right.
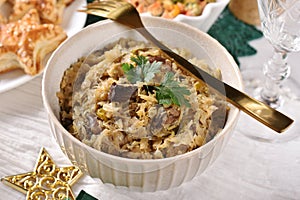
[
  {"x1": 141, "y1": 0, "x2": 229, "y2": 32},
  {"x1": 42, "y1": 16, "x2": 242, "y2": 192}
]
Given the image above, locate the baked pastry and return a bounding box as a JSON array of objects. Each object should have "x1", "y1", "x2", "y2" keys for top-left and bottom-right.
[
  {"x1": 9, "y1": 0, "x2": 66, "y2": 24},
  {"x1": 0, "y1": 9, "x2": 67, "y2": 75},
  {"x1": 0, "y1": 0, "x2": 5, "y2": 6},
  {"x1": 0, "y1": 14, "x2": 6, "y2": 24}
]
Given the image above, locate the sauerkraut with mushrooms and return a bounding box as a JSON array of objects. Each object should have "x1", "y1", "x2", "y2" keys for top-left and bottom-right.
[{"x1": 57, "y1": 38, "x2": 228, "y2": 159}]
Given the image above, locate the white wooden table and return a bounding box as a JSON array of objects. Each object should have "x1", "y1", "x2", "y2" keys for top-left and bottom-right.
[{"x1": 1, "y1": 36, "x2": 300, "y2": 200}]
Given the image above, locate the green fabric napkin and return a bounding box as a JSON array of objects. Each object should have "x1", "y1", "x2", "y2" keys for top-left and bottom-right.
[
  {"x1": 84, "y1": 0, "x2": 104, "y2": 26},
  {"x1": 76, "y1": 190, "x2": 98, "y2": 200},
  {"x1": 207, "y1": 7, "x2": 263, "y2": 65}
]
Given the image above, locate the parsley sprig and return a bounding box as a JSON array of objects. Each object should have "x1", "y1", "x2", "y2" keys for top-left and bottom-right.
[
  {"x1": 122, "y1": 55, "x2": 161, "y2": 83},
  {"x1": 122, "y1": 55, "x2": 191, "y2": 107},
  {"x1": 155, "y1": 72, "x2": 191, "y2": 107}
]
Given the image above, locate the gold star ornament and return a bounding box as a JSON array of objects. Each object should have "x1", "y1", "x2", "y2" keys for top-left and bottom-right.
[{"x1": 1, "y1": 148, "x2": 83, "y2": 200}]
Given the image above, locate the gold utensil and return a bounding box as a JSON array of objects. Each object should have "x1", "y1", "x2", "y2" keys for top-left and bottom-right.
[{"x1": 79, "y1": 0, "x2": 294, "y2": 133}]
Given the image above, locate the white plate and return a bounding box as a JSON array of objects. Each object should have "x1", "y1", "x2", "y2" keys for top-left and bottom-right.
[{"x1": 0, "y1": 0, "x2": 87, "y2": 94}]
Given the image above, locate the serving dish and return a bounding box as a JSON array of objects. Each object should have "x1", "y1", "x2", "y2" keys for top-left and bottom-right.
[
  {"x1": 0, "y1": 0, "x2": 87, "y2": 94},
  {"x1": 140, "y1": 0, "x2": 229, "y2": 32},
  {"x1": 42, "y1": 16, "x2": 242, "y2": 192}
]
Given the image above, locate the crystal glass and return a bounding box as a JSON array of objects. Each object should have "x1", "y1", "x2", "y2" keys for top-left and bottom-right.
[
  {"x1": 256, "y1": 0, "x2": 300, "y2": 108},
  {"x1": 241, "y1": 0, "x2": 300, "y2": 143}
]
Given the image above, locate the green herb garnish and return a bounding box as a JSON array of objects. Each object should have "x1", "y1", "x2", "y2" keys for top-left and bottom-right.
[
  {"x1": 122, "y1": 55, "x2": 161, "y2": 83},
  {"x1": 122, "y1": 55, "x2": 191, "y2": 107},
  {"x1": 155, "y1": 72, "x2": 191, "y2": 107}
]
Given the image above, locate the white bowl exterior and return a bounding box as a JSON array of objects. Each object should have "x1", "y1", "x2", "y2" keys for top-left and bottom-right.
[{"x1": 42, "y1": 17, "x2": 242, "y2": 192}]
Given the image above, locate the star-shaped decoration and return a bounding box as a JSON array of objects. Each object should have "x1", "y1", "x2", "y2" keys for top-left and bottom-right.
[{"x1": 1, "y1": 148, "x2": 83, "y2": 200}]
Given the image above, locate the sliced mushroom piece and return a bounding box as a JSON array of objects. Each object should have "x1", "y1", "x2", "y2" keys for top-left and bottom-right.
[{"x1": 109, "y1": 84, "x2": 138, "y2": 103}]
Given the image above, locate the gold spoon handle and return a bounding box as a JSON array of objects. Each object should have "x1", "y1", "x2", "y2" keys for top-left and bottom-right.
[{"x1": 138, "y1": 28, "x2": 294, "y2": 133}]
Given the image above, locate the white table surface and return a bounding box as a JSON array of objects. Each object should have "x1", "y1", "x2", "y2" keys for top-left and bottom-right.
[{"x1": 1, "y1": 35, "x2": 300, "y2": 200}]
